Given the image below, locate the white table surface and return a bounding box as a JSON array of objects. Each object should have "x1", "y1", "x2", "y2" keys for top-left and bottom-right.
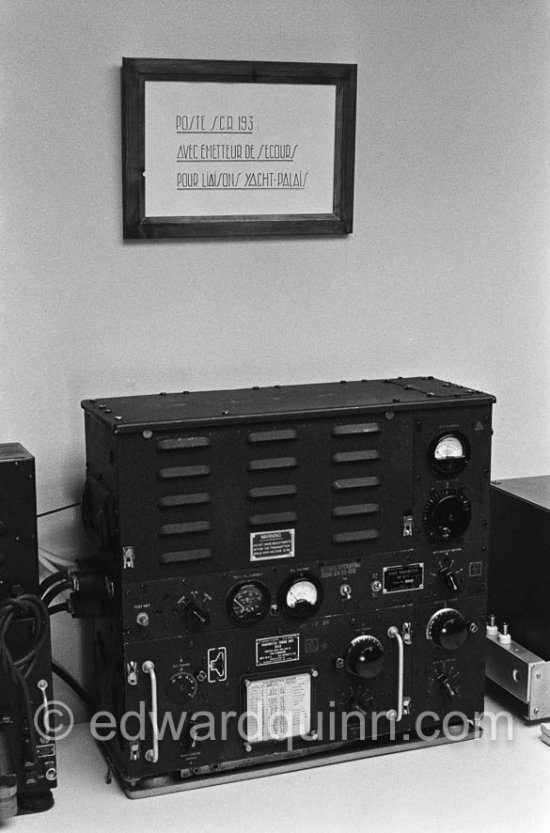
[{"x1": 7, "y1": 694, "x2": 550, "y2": 833}]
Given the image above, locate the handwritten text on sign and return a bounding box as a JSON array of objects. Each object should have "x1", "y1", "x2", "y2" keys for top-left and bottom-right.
[{"x1": 144, "y1": 82, "x2": 336, "y2": 217}]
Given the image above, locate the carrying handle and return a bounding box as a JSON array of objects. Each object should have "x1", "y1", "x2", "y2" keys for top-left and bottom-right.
[
  {"x1": 142, "y1": 661, "x2": 159, "y2": 763},
  {"x1": 387, "y1": 626, "x2": 406, "y2": 722}
]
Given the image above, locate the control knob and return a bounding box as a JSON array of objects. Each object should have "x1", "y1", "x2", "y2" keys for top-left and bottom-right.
[
  {"x1": 345, "y1": 635, "x2": 384, "y2": 679},
  {"x1": 182, "y1": 600, "x2": 210, "y2": 631},
  {"x1": 438, "y1": 564, "x2": 460, "y2": 594},
  {"x1": 423, "y1": 490, "x2": 471, "y2": 541},
  {"x1": 166, "y1": 671, "x2": 198, "y2": 704},
  {"x1": 426, "y1": 608, "x2": 469, "y2": 651}
]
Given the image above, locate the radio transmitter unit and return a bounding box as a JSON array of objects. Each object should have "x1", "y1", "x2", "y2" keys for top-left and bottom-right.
[
  {"x1": 81, "y1": 376, "x2": 494, "y2": 797},
  {"x1": 0, "y1": 444, "x2": 56, "y2": 819}
]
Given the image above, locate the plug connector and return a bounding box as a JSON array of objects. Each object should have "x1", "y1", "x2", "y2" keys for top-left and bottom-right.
[
  {"x1": 67, "y1": 564, "x2": 113, "y2": 619},
  {"x1": 497, "y1": 622, "x2": 511, "y2": 645}
]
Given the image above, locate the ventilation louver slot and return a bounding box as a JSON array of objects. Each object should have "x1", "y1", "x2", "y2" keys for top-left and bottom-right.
[
  {"x1": 333, "y1": 477, "x2": 380, "y2": 490},
  {"x1": 159, "y1": 521, "x2": 211, "y2": 536},
  {"x1": 248, "y1": 429, "x2": 298, "y2": 443},
  {"x1": 159, "y1": 549, "x2": 212, "y2": 564},
  {"x1": 249, "y1": 512, "x2": 297, "y2": 527},
  {"x1": 157, "y1": 436, "x2": 210, "y2": 451},
  {"x1": 159, "y1": 465, "x2": 210, "y2": 479},
  {"x1": 158, "y1": 493, "x2": 211, "y2": 507},
  {"x1": 248, "y1": 457, "x2": 297, "y2": 471},
  {"x1": 333, "y1": 450, "x2": 380, "y2": 464},
  {"x1": 332, "y1": 530, "x2": 380, "y2": 544},
  {"x1": 332, "y1": 503, "x2": 379, "y2": 518},
  {"x1": 248, "y1": 485, "x2": 297, "y2": 499},
  {"x1": 332, "y1": 423, "x2": 380, "y2": 436}
]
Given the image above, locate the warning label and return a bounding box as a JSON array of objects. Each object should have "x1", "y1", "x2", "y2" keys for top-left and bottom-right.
[
  {"x1": 250, "y1": 529, "x2": 295, "y2": 561},
  {"x1": 256, "y1": 633, "x2": 300, "y2": 667},
  {"x1": 245, "y1": 672, "x2": 312, "y2": 743}
]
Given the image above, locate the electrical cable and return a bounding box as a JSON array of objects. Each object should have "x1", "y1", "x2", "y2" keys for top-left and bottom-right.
[
  {"x1": 51, "y1": 661, "x2": 96, "y2": 715},
  {"x1": 41, "y1": 580, "x2": 73, "y2": 609},
  {"x1": 0, "y1": 595, "x2": 50, "y2": 768},
  {"x1": 39, "y1": 569, "x2": 70, "y2": 596},
  {"x1": 47, "y1": 603, "x2": 70, "y2": 616},
  {"x1": 36, "y1": 503, "x2": 80, "y2": 519}
]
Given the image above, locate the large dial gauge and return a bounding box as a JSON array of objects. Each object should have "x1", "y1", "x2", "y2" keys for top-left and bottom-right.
[
  {"x1": 227, "y1": 581, "x2": 270, "y2": 626},
  {"x1": 279, "y1": 575, "x2": 322, "y2": 619},
  {"x1": 429, "y1": 432, "x2": 470, "y2": 477}
]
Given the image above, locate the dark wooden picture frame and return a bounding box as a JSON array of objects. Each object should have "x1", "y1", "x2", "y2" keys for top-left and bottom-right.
[{"x1": 121, "y1": 58, "x2": 357, "y2": 239}]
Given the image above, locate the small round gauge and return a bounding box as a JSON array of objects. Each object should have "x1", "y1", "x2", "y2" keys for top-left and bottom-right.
[
  {"x1": 279, "y1": 575, "x2": 322, "y2": 619},
  {"x1": 227, "y1": 581, "x2": 270, "y2": 626},
  {"x1": 429, "y1": 432, "x2": 470, "y2": 477}
]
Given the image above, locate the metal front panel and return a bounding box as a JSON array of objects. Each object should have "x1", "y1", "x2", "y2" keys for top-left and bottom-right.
[{"x1": 81, "y1": 378, "x2": 494, "y2": 792}]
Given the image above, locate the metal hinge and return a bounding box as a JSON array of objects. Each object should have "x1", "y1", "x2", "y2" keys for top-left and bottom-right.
[
  {"x1": 127, "y1": 661, "x2": 138, "y2": 686},
  {"x1": 122, "y1": 546, "x2": 135, "y2": 569},
  {"x1": 402, "y1": 515, "x2": 413, "y2": 537}
]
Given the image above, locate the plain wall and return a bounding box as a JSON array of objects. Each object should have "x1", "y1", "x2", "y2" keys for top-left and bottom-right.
[{"x1": 2, "y1": 0, "x2": 550, "y2": 708}]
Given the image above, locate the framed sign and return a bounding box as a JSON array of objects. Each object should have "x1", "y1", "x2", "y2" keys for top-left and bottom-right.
[{"x1": 121, "y1": 58, "x2": 357, "y2": 239}]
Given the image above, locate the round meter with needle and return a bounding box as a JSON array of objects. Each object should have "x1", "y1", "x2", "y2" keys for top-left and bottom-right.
[
  {"x1": 429, "y1": 432, "x2": 470, "y2": 476},
  {"x1": 227, "y1": 581, "x2": 270, "y2": 626},
  {"x1": 279, "y1": 575, "x2": 322, "y2": 619}
]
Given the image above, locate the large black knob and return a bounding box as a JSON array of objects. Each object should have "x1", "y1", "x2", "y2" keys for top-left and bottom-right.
[
  {"x1": 427, "y1": 608, "x2": 469, "y2": 650},
  {"x1": 345, "y1": 635, "x2": 384, "y2": 679},
  {"x1": 423, "y1": 490, "x2": 471, "y2": 541}
]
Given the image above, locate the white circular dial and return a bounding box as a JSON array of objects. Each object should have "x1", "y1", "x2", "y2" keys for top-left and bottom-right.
[
  {"x1": 434, "y1": 434, "x2": 465, "y2": 461},
  {"x1": 285, "y1": 579, "x2": 318, "y2": 609}
]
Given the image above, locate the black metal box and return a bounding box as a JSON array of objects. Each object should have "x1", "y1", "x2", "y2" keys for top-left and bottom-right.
[
  {"x1": 81, "y1": 377, "x2": 495, "y2": 795},
  {"x1": 486, "y1": 476, "x2": 550, "y2": 718},
  {"x1": 0, "y1": 444, "x2": 56, "y2": 816}
]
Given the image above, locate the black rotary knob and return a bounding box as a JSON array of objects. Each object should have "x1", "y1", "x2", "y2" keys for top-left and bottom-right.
[
  {"x1": 345, "y1": 635, "x2": 385, "y2": 679},
  {"x1": 423, "y1": 490, "x2": 471, "y2": 541},
  {"x1": 166, "y1": 671, "x2": 198, "y2": 704},
  {"x1": 426, "y1": 608, "x2": 469, "y2": 650}
]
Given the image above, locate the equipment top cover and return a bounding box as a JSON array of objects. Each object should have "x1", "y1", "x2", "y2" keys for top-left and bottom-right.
[{"x1": 81, "y1": 376, "x2": 496, "y2": 434}]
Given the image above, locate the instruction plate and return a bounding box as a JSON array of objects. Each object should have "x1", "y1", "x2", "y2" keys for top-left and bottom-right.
[{"x1": 244, "y1": 672, "x2": 312, "y2": 743}]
